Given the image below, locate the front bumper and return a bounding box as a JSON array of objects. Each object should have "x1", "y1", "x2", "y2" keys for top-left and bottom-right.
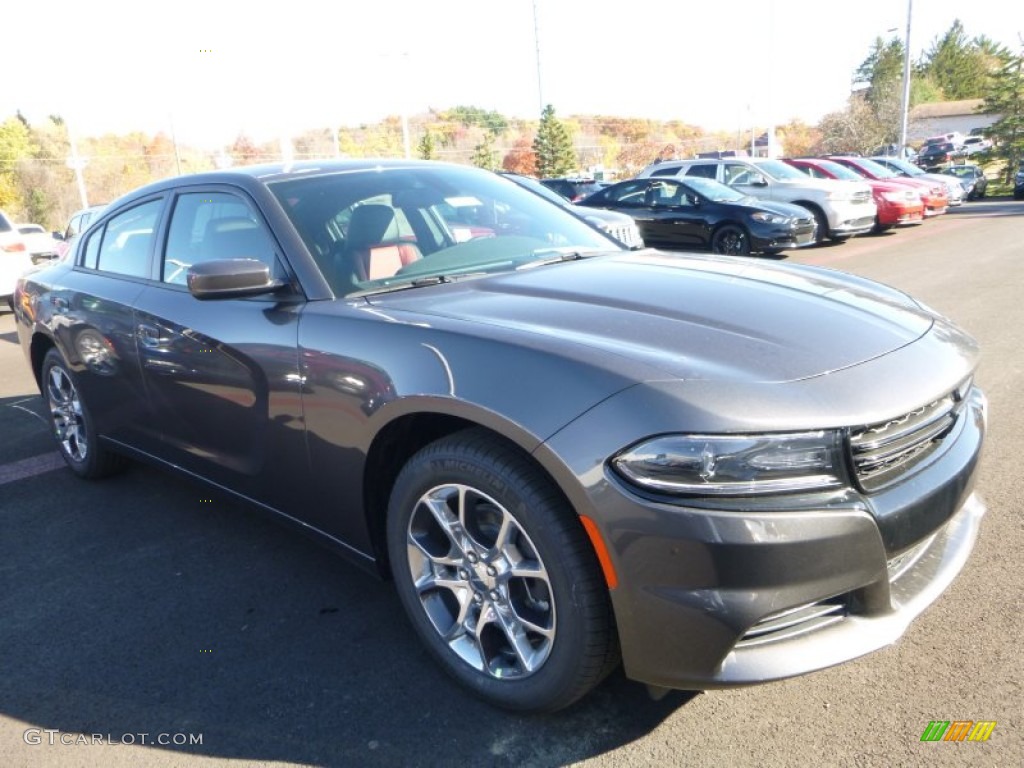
[
  {"x1": 542, "y1": 379, "x2": 986, "y2": 691},
  {"x1": 750, "y1": 222, "x2": 817, "y2": 252},
  {"x1": 876, "y1": 199, "x2": 924, "y2": 227}
]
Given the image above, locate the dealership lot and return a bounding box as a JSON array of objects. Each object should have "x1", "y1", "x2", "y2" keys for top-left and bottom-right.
[{"x1": 1, "y1": 200, "x2": 1022, "y2": 767}]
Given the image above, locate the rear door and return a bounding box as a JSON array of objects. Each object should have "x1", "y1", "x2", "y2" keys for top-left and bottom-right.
[{"x1": 45, "y1": 197, "x2": 167, "y2": 451}]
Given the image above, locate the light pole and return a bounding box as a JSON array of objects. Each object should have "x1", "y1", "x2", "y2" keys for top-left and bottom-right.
[
  {"x1": 898, "y1": 0, "x2": 913, "y2": 153},
  {"x1": 533, "y1": 0, "x2": 544, "y2": 113}
]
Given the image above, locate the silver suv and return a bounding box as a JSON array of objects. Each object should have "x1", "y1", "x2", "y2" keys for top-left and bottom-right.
[{"x1": 638, "y1": 158, "x2": 877, "y2": 243}]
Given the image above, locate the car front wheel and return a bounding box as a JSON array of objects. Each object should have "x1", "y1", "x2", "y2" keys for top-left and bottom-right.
[
  {"x1": 711, "y1": 224, "x2": 751, "y2": 256},
  {"x1": 386, "y1": 428, "x2": 618, "y2": 712},
  {"x1": 42, "y1": 348, "x2": 125, "y2": 479}
]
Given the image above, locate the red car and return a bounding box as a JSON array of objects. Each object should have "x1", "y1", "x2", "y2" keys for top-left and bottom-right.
[
  {"x1": 784, "y1": 158, "x2": 924, "y2": 233},
  {"x1": 826, "y1": 156, "x2": 948, "y2": 217}
]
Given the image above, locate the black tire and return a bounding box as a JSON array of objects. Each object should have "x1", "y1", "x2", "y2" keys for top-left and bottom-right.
[
  {"x1": 808, "y1": 207, "x2": 829, "y2": 245},
  {"x1": 386, "y1": 428, "x2": 619, "y2": 712},
  {"x1": 711, "y1": 224, "x2": 751, "y2": 256},
  {"x1": 41, "y1": 348, "x2": 126, "y2": 479}
]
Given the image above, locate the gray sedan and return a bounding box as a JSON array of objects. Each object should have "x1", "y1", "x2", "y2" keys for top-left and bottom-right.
[{"x1": 13, "y1": 160, "x2": 986, "y2": 712}]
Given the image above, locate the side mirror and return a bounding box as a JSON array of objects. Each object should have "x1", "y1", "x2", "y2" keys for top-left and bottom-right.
[
  {"x1": 748, "y1": 174, "x2": 768, "y2": 187},
  {"x1": 187, "y1": 258, "x2": 284, "y2": 300},
  {"x1": 51, "y1": 232, "x2": 65, "y2": 241}
]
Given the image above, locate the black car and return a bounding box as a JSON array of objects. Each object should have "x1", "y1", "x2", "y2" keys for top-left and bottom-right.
[
  {"x1": 578, "y1": 176, "x2": 817, "y2": 255},
  {"x1": 1015, "y1": 162, "x2": 1024, "y2": 200},
  {"x1": 941, "y1": 165, "x2": 988, "y2": 201},
  {"x1": 539, "y1": 177, "x2": 608, "y2": 203},
  {"x1": 14, "y1": 160, "x2": 986, "y2": 713},
  {"x1": 916, "y1": 142, "x2": 962, "y2": 170}
]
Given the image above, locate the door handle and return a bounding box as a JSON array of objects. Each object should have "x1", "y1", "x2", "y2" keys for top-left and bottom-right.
[{"x1": 137, "y1": 324, "x2": 163, "y2": 348}]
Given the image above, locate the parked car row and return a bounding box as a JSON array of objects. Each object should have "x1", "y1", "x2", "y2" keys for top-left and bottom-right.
[{"x1": 554, "y1": 152, "x2": 997, "y2": 259}]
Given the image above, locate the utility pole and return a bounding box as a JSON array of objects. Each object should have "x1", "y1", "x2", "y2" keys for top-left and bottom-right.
[
  {"x1": 898, "y1": 0, "x2": 913, "y2": 152},
  {"x1": 533, "y1": 0, "x2": 544, "y2": 113},
  {"x1": 66, "y1": 121, "x2": 89, "y2": 209}
]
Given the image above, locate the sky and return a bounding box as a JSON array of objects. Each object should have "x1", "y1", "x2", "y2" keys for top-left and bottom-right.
[{"x1": 3, "y1": 0, "x2": 1023, "y2": 150}]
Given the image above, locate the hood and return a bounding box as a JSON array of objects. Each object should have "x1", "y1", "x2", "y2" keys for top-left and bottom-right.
[
  {"x1": 729, "y1": 197, "x2": 812, "y2": 218},
  {"x1": 773, "y1": 176, "x2": 872, "y2": 196},
  {"x1": 369, "y1": 250, "x2": 933, "y2": 384}
]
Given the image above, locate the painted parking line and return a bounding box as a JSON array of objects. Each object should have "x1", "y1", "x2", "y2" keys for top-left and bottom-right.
[{"x1": 0, "y1": 452, "x2": 66, "y2": 487}]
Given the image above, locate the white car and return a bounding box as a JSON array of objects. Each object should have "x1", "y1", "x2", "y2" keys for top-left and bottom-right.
[
  {"x1": 961, "y1": 136, "x2": 992, "y2": 155},
  {"x1": 1, "y1": 210, "x2": 35, "y2": 311},
  {"x1": 17, "y1": 223, "x2": 61, "y2": 264}
]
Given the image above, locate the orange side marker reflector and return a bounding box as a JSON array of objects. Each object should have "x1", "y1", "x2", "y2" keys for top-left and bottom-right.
[{"x1": 579, "y1": 515, "x2": 619, "y2": 590}]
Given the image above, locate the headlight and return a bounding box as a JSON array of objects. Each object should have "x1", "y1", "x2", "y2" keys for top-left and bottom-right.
[
  {"x1": 826, "y1": 190, "x2": 853, "y2": 201},
  {"x1": 612, "y1": 431, "x2": 845, "y2": 496},
  {"x1": 750, "y1": 212, "x2": 788, "y2": 224}
]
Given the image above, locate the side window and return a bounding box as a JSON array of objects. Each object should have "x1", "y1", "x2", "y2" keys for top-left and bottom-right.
[
  {"x1": 163, "y1": 192, "x2": 279, "y2": 285},
  {"x1": 800, "y1": 165, "x2": 823, "y2": 179},
  {"x1": 648, "y1": 181, "x2": 685, "y2": 207},
  {"x1": 65, "y1": 215, "x2": 80, "y2": 240},
  {"x1": 723, "y1": 164, "x2": 752, "y2": 185},
  {"x1": 650, "y1": 166, "x2": 681, "y2": 177},
  {"x1": 605, "y1": 181, "x2": 648, "y2": 206},
  {"x1": 82, "y1": 229, "x2": 101, "y2": 269},
  {"x1": 94, "y1": 199, "x2": 163, "y2": 278},
  {"x1": 684, "y1": 164, "x2": 718, "y2": 180}
]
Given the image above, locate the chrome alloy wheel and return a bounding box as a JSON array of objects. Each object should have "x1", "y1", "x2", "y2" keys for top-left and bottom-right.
[
  {"x1": 46, "y1": 364, "x2": 88, "y2": 463},
  {"x1": 405, "y1": 483, "x2": 556, "y2": 680}
]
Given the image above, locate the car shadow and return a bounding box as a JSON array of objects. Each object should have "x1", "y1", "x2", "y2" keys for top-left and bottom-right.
[{"x1": 1, "y1": 448, "x2": 695, "y2": 766}]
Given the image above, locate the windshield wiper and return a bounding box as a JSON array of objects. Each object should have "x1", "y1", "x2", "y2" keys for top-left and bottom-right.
[
  {"x1": 518, "y1": 247, "x2": 611, "y2": 270},
  {"x1": 348, "y1": 272, "x2": 489, "y2": 298}
]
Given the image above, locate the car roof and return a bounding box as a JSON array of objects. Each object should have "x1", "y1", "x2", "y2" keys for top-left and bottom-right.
[{"x1": 103, "y1": 159, "x2": 472, "y2": 204}]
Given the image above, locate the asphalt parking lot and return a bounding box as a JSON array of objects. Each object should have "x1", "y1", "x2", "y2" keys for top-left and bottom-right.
[{"x1": 1, "y1": 199, "x2": 1022, "y2": 767}]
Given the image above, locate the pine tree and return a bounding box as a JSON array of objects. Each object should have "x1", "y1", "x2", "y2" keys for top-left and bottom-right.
[
  {"x1": 922, "y1": 20, "x2": 996, "y2": 100},
  {"x1": 532, "y1": 105, "x2": 576, "y2": 178},
  {"x1": 980, "y1": 46, "x2": 1024, "y2": 182},
  {"x1": 471, "y1": 133, "x2": 497, "y2": 170},
  {"x1": 417, "y1": 131, "x2": 436, "y2": 160}
]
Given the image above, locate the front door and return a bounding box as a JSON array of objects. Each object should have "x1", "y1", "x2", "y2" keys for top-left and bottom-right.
[{"x1": 132, "y1": 188, "x2": 307, "y2": 510}]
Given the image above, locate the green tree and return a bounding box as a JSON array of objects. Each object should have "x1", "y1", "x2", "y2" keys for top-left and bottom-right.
[
  {"x1": 0, "y1": 116, "x2": 36, "y2": 212},
  {"x1": 922, "y1": 20, "x2": 995, "y2": 100},
  {"x1": 979, "y1": 46, "x2": 1024, "y2": 181},
  {"x1": 471, "y1": 133, "x2": 497, "y2": 170},
  {"x1": 444, "y1": 106, "x2": 509, "y2": 137},
  {"x1": 417, "y1": 130, "x2": 436, "y2": 160},
  {"x1": 532, "y1": 105, "x2": 576, "y2": 178}
]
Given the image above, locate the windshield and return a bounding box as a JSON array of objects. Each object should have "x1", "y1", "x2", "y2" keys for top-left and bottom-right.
[
  {"x1": 944, "y1": 167, "x2": 973, "y2": 178},
  {"x1": 878, "y1": 157, "x2": 923, "y2": 176},
  {"x1": 848, "y1": 158, "x2": 898, "y2": 179},
  {"x1": 270, "y1": 165, "x2": 622, "y2": 297},
  {"x1": 683, "y1": 176, "x2": 746, "y2": 202},
  {"x1": 755, "y1": 160, "x2": 809, "y2": 181},
  {"x1": 812, "y1": 160, "x2": 864, "y2": 181}
]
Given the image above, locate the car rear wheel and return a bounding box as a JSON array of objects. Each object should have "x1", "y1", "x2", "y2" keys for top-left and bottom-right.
[
  {"x1": 386, "y1": 428, "x2": 618, "y2": 712},
  {"x1": 42, "y1": 348, "x2": 125, "y2": 479},
  {"x1": 711, "y1": 224, "x2": 751, "y2": 256}
]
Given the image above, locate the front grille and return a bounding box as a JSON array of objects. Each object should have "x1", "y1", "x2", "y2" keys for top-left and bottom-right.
[
  {"x1": 607, "y1": 224, "x2": 643, "y2": 248},
  {"x1": 736, "y1": 598, "x2": 848, "y2": 648},
  {"x1": 849, "y1": 388, "x2": 964, "y2": 491}
]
